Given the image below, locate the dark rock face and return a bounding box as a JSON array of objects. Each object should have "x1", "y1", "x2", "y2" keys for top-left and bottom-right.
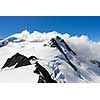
[
  {"x1": 90, "y1": 60, "x2": 100, "y2": 67},
  {"x1": 34, "y1": 61, "x2": 57, "y2": 83},
  {"x1": 0, "y1": 37, "x2": 17, "y2": 47},
  {"x1": 38, "y1": 76, "x2": 46, "y2": 83},
  {"x1": 50, "y1": 37, "x2": 78, "y2": 72},
  {"x1": 56, "y1": 36, "x2": 76, "y2": 55},
  {"x1": 0, "y1": 37, "x2": 25, "y2": 47},
  {"x1": 1, "y1": 53, "x2": 38, "y2": 69},
  {"x1": 28, "y1": 56, "x2": 39, "y2": 61}
]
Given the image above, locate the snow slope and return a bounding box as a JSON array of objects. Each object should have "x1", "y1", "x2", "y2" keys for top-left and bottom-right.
[{"x1": 0, "y1": 30, "x2": 100, "y2": 83}]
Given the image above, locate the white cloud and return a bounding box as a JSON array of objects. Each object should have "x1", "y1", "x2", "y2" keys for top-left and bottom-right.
[{"x1": 11, "y1": 30, "x2": 100, "y2": 62}]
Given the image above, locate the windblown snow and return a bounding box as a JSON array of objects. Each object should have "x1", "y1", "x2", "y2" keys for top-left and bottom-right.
[{"x1": 0, "y1": 30, "x2": 100, "y2": 83}]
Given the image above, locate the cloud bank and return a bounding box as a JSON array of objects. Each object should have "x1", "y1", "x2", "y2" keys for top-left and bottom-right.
[{"x1": 11, "y1": 30, "x2": 100, "y2": 62}]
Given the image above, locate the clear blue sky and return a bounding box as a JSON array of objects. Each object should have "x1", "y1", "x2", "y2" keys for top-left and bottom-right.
[{"x1": 0, "y1": 16, "x2": 99, "y2": 41}]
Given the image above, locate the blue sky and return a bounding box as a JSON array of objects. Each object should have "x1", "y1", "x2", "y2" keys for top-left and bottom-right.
[{"x1": 0, "y1": 16, "x2": 99, "y2": 41}]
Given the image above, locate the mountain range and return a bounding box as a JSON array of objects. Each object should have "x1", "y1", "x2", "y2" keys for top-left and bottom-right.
[{"x1": 0, "y1": 30, "x2": 100, "y2": 83}]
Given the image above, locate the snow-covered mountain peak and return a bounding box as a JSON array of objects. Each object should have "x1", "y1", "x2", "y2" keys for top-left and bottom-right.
[{"x1": 0, "y1": 31, "x2": 100, "y2": 83}]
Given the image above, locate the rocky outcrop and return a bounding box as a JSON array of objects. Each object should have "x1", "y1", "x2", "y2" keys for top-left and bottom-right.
[
  {"x1": 1, "y1": 53, "x2": 38, "y2": 69},
  {"x1": 34, "y1": 61, "x2": 57, "y2": 83}
]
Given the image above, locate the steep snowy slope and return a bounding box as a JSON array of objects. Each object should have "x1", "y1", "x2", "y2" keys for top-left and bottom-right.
[{"x1": 0, "y1": 31, "x2": 100, "y2": 83}]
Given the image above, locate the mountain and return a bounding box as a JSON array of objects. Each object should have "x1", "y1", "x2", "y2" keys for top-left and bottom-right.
[
  {"x1": 0, "y1": 37, "x2": 25, "y2": 47},
  {"x1": 0, "y1": 31, "x2": 100, "y2": 83},
  {"x1": 1, "y1": 53, "x2": 38, "y2": 69}
]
